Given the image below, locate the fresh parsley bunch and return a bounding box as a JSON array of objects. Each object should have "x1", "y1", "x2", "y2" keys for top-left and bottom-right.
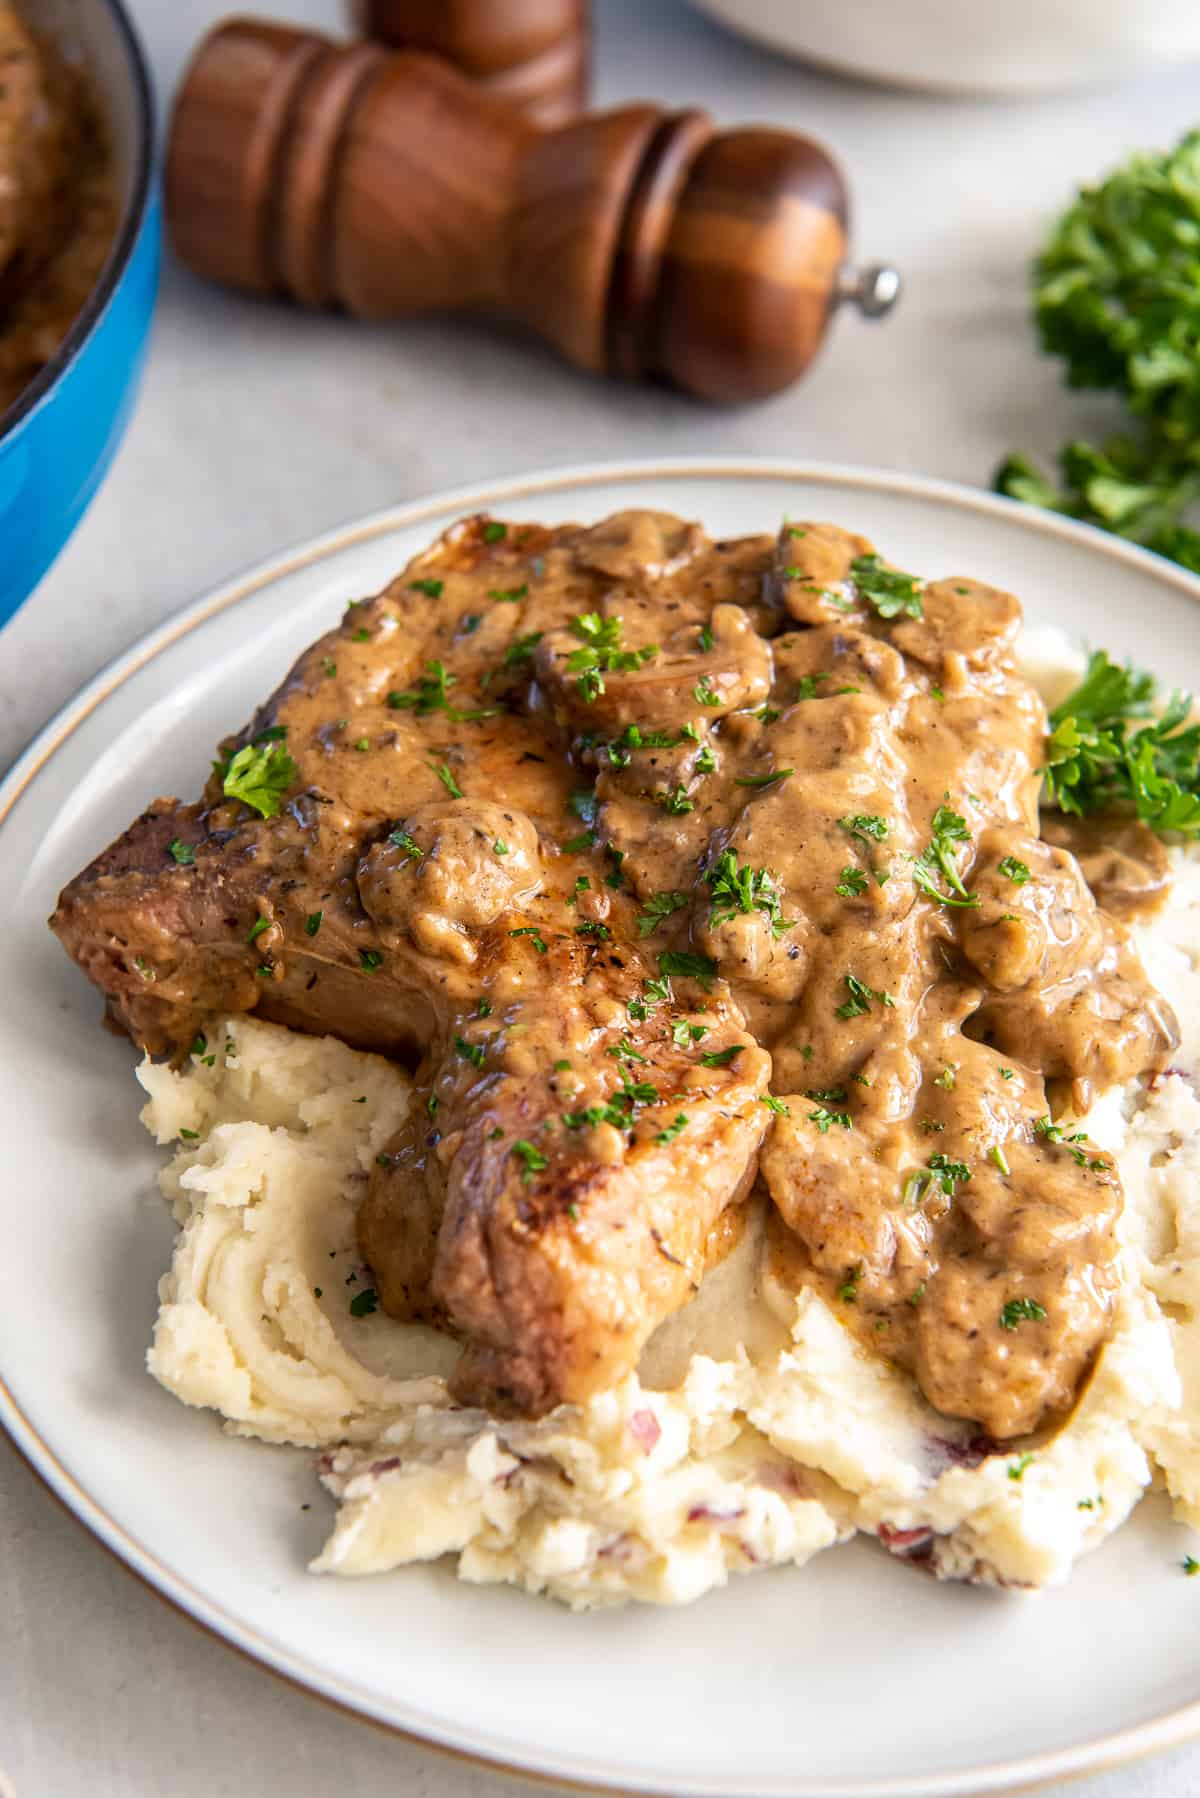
[{"x1": 996, "y1": 129, "x2": 1200, "y2": 569}]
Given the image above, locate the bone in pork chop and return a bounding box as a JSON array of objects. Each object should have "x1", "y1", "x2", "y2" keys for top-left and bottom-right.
[{"x1": 51, "y1": 509, "x2": 1177, "y2": 1435}]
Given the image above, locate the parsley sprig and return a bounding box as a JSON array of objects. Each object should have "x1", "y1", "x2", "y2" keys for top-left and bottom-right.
[
  {"x1": 850, "y1": 553, "x2": 924, "y2": 620},
  {"x1": 567, "y1": 614, "x2": 657, "y2": 701},
  {"x1": 1043, "y1": 650, "x2": 1200, "y2": 832},
  {"x1": 216, "y1": 740, "x2": 298, "y2": 819},
  {"x1": 914, "y1": 805, "x2": 980, "y2": 908},
  {"x1": 704, "y1": 848, "x2": 793, "y2": 938},
  {"x1": 637, "y1": 891, "x2": 691, "y2": 937}
]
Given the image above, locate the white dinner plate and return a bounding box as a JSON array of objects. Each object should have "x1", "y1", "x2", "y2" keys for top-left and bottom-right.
[{"x1": 7, "y1": 460, "x2": 1200, "y2": 1798}]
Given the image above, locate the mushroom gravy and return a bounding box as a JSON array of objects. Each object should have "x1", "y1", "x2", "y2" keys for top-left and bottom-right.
[{"x1": 50, "y1": 509, "x2": 1178, "y2": 1439}]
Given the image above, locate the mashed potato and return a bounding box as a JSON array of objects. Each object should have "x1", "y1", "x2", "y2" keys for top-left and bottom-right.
[{"x1": 138, "y1": 641, "x2": 1200, "y2": 1610}]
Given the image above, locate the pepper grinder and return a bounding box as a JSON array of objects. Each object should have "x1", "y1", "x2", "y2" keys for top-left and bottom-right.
[
  {"x1": 357, "y1": 0, "x2": 589, "y2": 124},
  {"x1": 167, "y1": 18, "x2": 900, "y2": 406}
]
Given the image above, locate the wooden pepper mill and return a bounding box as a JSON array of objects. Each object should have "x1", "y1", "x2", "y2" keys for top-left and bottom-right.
[
  {"x1": 357, "y1": 0, "x2": 589, "y2": 124},
  {"x1": 167, "y1": 19, "x2": 899, "y2": 406}
]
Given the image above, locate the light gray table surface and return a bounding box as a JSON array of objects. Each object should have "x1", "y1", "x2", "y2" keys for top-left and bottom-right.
[{"x1": 5, "y1": 2, "x2": 1200, "y2": 1793}]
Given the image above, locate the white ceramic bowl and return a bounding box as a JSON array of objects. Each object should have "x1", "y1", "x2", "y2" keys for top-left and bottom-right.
[{"x1": 691, "y1": 0, "x2": 1200, "y2": 94}]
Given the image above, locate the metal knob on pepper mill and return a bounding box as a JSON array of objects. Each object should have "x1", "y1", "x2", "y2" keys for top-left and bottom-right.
[
  {"x1": 357, "y1": 0, "x2": 589, "y2": 124},
  {"x1": 166, "y1": 18, "x2": 899, "y2": 406}
]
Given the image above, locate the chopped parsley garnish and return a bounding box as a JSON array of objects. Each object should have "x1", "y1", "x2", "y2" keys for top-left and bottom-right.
[
  {"x1": 672, "y1": 1020, "x2": 707, "y2": 1047},
  {"x1": 511, "y1": 1139, "x2": 548, "y2": 1181},
  {"x1": 408, "y1": 577, "x2": 444, "y2": 597},
  {"x1": 494, "y1": 839, "x2": 509, "y2": 855},
  {"x1": 988, "y1": 1145, "x2": 1012, "y2": 1175},
  {"x1": 352, "y1": 627, "x2": 371, "y2": 642},
  {"x1": 389, "y1": 829, "x2": 424, "y2": 859},
  {"x1": 575, "y1": 920, "x2": 611, "y2": 940},
  {"x1": 304, "y1": 911, "x2": 323, "y2": 936},
  {"x1": 761, "y1": 1094, "x2": 790, "y2": 1116},
  {"x1": 849, "y1": 553, "x2": 924, "y2": 620},
  {"x1": 630, "y1": 975, "x2": 673, "y2": 1022},
  {"x1": 638, "y1": 891, "x2": 690, "y2": 936},
  {"x1": 835, "y1": 972, "x2": 894, "y2": 1019},
  {"x1": 602, "y1": 723, "x2": 691, "y2": 766},
  {"x1": 654, "y1": 1114, "x2": 689, "y2": 1146},
  {"x1": 321, "y1": 657, "x2": 336, "y2": 677},
  {"x1": 569, "y1": 789, "x2": 599, "y2": 828},
  {"x1": 477, "y1": 998, "x2": 493, "y2": 1018},
  {"x1": 178, "y1": 1128, "x2": 198, "y2": 1141},
  {"x1": 510, "y1": 926, "x2": 548, "y2": 954},
  {"x1": 489, "y1": 584, "x2": 528, "y2": 603},
  {"x1": 482, "y1": 521, "x2": 507, "y2": 542},
  {"x1": 806, "y1": 1086, "x2": 848, "y2": 1104},
  {"x1": 694, "y1": 677, "x2": 720, "y2": 707},
  {"x1": 998, "y1": 855, "x2": 1032, "y2": 885},
  {"x1": 563, "y1": 832, "x2": 595, "y2": 854},
  {"x1": 999, "y1": 1297, "x2": 1047, "y2": 1330},
  {"x1": 701, "y1": 1045, "x2": 742, "y2": 1068},
  {"x1": 503, "y1": 631, "x2": 543, "y2": 668},
  {"x1": 1186, "y1": 1556, "x2": 1200, "y2": 1576},
  {"x1": 246, "y1": 916, "x2": 271, "y2": 944},
  {"x1": 735, "y1": 768, "x2": 794, "y2": 789},
  {"x1": 705, "y1": 848, "x2": 793, "y2": 937},
  {"x1": 839, "y1": 813, "x2": 889, "y2": 848},
  {"x1": 699, "y1": 626, "x2": 714, "y2": 652},
  {"x1": 567, "y1": 613, "x2": 657, "y2": 701},
  {"x1": 1033, "y1": 1115, "x2": 1108, "y2": 1171},
  {"x1": 810, "y1": 1106, "x2": 852, "y2": 1132},
  {"x1": 658, "y1": 951, "x2": 717, "y2": 989},
  {"x1": 836, "y1": 866, "x2": 869, "y2": 898},
  {"x1": 927, "y1": 1153, "x2": 971, "y2": 1194},
  {"x1": 387, "y1": 660, "x2": 493, "y2": 721},
  {"x1": 354, "y1": 737, "x2": 371, "y2": 753},
  {"x1": 837, "y1": 1266, "x2": 862, "y2": 1302},
  {"x1": 359, "y1": 949, "x2": 383, "y2": 972},
  {"x1": 462, "y1": 614, "x2": 482, "y2": 634},
  {"x1": 914, "y1": 805, "x2": 979, "y2": 908},
  {"x1": 1042, "y1": 650, "x2": 1200, "y2": 833},
  {"x1": 168, "y1": 838, "x2": 195, "y2": 866},
  {"x1": 349, "y1": 1288, "x2": 379, "y2": 1317},
  {"x1": 454, "y1": 1034, "x2": 485, "y2": 1067},
  {"x1": 430, "y1": 761, "x2": 463, "y2": 798},
  {"x1": 755, "y1": 705, "x2": 781, "y2": 725},
  {"x1": 656, "y1": 784, "x2": 695, "y2": 815},
  {"x1": 904, "y1": 1154, "x2": 971, "y2": 1204},
  {"x1": 934, "y1": 1066, "x2": 957, "y2": 1090},
  {"x1": 1008, "y1": 1454, "x2": 1034, "y2": 1482},
  {"x1": 133, "y1": 957, "x2": 154, "y2": 981},
  {"x1": 795, "y1": 674, "x2": 829, "y2": 701},
  {"x1": 217, "y1": 740, "x2": 298, "y2": 819},
  {"x1": 695, "y1": 744, "x2": 718, "y2": 774}
]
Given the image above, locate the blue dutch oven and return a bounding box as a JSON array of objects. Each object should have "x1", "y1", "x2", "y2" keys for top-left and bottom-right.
[{"x1": 0, "y1": 0, "x2": 160, "y2": 629}]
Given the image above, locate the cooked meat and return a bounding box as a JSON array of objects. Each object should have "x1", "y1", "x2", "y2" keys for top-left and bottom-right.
[{"x1": 51, "y1": 509, "x2": 1177, "y2": 1436}]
